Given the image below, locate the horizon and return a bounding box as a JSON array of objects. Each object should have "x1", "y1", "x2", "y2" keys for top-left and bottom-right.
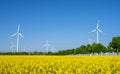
[{"x1": 0, "y1": 0, "x2": 120, "y2": 52}]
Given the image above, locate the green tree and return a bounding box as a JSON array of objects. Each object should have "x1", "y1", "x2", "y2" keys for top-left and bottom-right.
[
  {"x1": 74, "y1": 47, "x2": 81, "y2": 54},
  {"x1": 91, "y1": 43, "x2": 106, "y2": 54},
  {"x1": 108, "y1": 36, "x2": 120, "y2": 55},
  {"x1": 86, "y1": 44, "x2": 92, "y2": 54},
  {"x1": 80, "y1": 45, "x2": 87, "y2": 54}
]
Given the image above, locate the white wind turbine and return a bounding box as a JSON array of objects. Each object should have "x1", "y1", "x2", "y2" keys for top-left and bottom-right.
[
  {"x1": 88, "y1": 38, "x2": 93, "y2": 44},
  {"x1": 11, "y1": 24, "x2": 24, "y2": 52},
  {"x1": 90, "y1": 20, "x2": 104, "y2": 43},
  {"x1": 51, "y1": 45, "x2": 55, "y2": 53},
  {"x1": 43, "y1": 40, "x2": 50, "y2": 53},
  {"x1": 10, "y1": 42, "x2": 16, "y2": 52},
  {"x1": 88, "y1": 32, "x2": 94, "y2": 44},
  {"x1": 23, "y1": 47, "x2": 26, "y2": 52}
]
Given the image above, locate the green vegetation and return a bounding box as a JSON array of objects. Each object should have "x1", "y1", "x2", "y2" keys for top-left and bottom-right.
[
  {"x1": 108, "y1": 36, "x2": 120, "y2": 55},
  {"x1": 0, "y1": 36, "x2": 120, "y2": 55}
]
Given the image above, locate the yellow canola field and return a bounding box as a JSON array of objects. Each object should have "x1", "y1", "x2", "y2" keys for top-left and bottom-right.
[{"x1": 0, "y1": 56, "x2": 120, "y2": 74}]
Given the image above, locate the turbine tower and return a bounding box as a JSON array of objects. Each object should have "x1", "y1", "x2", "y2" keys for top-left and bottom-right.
[
  {"x1": 11, "y1": 24, "x2": 24, "y2": 52},
  {"x1": 91, "y1": 20, "x2": 104, "y2": 43},
  {"x1": 44, "y1": 40, "x2": 50, "y2": 53}
]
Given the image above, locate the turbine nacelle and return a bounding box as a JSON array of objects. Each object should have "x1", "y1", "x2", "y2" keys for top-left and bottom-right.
[
  {"x1": 11, "y1": 32, "x2": 24, "y2": 38},
  {"x1": 11, "y1": 24, "x2": 24, "y2": 38}
]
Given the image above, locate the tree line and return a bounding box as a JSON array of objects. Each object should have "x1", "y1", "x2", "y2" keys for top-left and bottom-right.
[{"x1": 0, "y1": 36, "x2": 120, "y2": 55}]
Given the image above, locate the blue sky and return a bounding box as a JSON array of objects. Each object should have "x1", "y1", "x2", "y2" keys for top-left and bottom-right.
[{"x1": 0, "y1": 0, "x2": 120, "y2": 52}]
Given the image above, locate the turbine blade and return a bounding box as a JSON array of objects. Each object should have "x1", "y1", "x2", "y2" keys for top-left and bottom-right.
[
  {"x1": 17, "y1": 24, "x2": 20, "y2": 32},
  {"x1": 98, "y1": 29, "x2": 103, "y2": 33},
  {"x1": 96, "y1": 20, "x2": 100, "y2": 29},
  {"x1": 19, "y1": 33, "x2": 24, "y2": 38},
  {"x1": 91, "y1": 29, "x2": 96, "y2": 32},
  {"x1": 11, "y1": 33, "x2": 17, "y2": 37},
  {"x1": 98, "y1": 29, "x2": 105, "y2": 35},
  {"x1": 97, "y1": 23, "x2": 99, "y2": 29}
]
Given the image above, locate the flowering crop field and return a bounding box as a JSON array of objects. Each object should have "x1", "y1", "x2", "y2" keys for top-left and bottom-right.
[{"x1": 0, "y1": 56, "x2": 120, "y2": 74}]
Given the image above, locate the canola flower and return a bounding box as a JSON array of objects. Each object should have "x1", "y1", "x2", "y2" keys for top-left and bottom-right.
[{"x1": 0, "y1": 56, "x2": 120, "y2": 74}]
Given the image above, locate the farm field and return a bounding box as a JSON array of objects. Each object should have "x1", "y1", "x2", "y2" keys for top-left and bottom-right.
[{"x1": 0, "y1": 56, "x2": 120, "y2": 74}]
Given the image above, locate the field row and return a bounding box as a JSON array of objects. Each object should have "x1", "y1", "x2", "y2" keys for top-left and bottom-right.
[{"x1": 0, "y1": 56, "x2": 120, "y2": 74}]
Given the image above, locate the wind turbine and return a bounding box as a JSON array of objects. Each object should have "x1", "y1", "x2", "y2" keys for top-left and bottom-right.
[
  {"x1": 10, "y1": 42, "x2": 16, "y2": 52},
  {"x1": 90, "y1": 20, "x2": 104, "y2": 43},
  {"x1": 23, "y1": 47, "x2": 26, "y2": 52},
  {"x1": 11, "y1": 24, "x2": 24, "y2": 52},
  {"x1": 88, "y1": 37, "x2": 94, "y2": 45},
  {"x1": 88, "y1": 32, "x2": 94, "y2": 44},
  {"x1": 43, "y1": 40, "x2": 50, "y2": 53},
  {"x1": 51, "y1": 45, "x2": 55, "y2": 53}
]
